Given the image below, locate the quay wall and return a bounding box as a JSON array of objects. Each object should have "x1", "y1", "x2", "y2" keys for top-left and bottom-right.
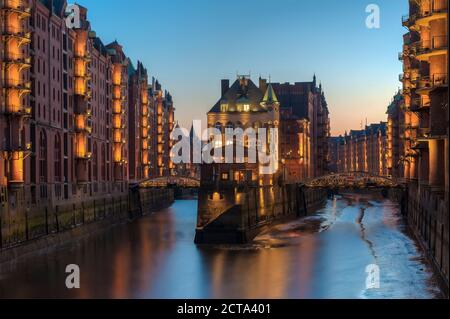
[
  {"x1": 195, "y1": 184, "x2": 327, "y2": 244},
  {"x1": 405, "y1": 184, "x2": 448, "y2": 293},
  {"x1": 389, "y1": 184, "x2": 449, "y2": 295},
  {"x1": 0, "y1": 188, "x2": 174, "y2": 263}
]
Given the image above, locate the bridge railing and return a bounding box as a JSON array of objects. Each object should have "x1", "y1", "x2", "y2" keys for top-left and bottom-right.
[
  {"x1": 304, "y1": 172, "x2": 399, "y2": 188},
  {"x1": 139, "y1": 177, "x2": 200, "y2": 188}
]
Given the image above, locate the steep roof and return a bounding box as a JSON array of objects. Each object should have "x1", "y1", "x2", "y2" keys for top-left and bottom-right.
[
  {"x1": 261, "y1": 83, "x2": 279, "y2": 104},
  {"x1": 39, "y1": 0, "x2": 67, "y2": 16},
  {"x1": 209, "y1": 78, "x2": 264, "y2": 113}
]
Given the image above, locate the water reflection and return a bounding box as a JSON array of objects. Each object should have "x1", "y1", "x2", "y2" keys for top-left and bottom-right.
[{"x1": 0, "y1": 194, "x2": 443, "y2": 299}]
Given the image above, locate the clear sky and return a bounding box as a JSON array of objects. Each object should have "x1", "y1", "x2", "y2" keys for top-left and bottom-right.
[{"x1": 76, "y1": 0, "x2": 408, "y2": 136}]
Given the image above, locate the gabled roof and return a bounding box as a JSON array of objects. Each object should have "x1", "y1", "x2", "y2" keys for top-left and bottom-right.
[{"x1": 209, "y1": 78, "x2": 264, "y2": 113}]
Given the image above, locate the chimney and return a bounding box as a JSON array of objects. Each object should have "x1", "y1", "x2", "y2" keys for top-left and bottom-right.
[
  {"x1": 259, "y1": 77, "x2": 267, "y2": 92},
  {"x1": 221, "y1": 79, "x2": 229, "y2": 96}
]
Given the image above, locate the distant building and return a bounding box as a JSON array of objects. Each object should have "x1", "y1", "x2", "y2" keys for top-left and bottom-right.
[
  {"x1": 334, "y1": 122, "x2": 388, "y2": 176},
  {"x1": 271, "y1": 75, "x2": 330, "y2": 179},
  {"x1": 328, "y1": 136, "x2": 341, "y2": 173},
  {"x1": 386, "y1": 92, "x2": 405, "y2": 179}
]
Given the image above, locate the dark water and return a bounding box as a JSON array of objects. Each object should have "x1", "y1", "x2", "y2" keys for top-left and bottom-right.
[{"x1": 0, "y1": 193, "x2": 442, "y2": 299}]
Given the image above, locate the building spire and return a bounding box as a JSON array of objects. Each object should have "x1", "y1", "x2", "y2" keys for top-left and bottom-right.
[{"x1": 261, "y1": 83, "x2": 279, "y2": 107}]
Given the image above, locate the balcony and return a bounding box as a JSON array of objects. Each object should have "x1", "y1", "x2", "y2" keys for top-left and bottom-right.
[
  {"x1": 414, "y1": 36, "x2": 448, "y2": 60},
  {"x1": 75, "y1": 152, "x2": 92, "y2": 161},
  {"x1": 0, "y1": 0, "x2": 31, "y2": 17},
  {"x1": 1, "y1": 103, "x2": 31, "y2": 116},
  {"x1": 402, "y1": 13, "x2": 417, "y2": 27},
  {"x1": 416, "y1": 2, "x2": 448, "y2": 26},
  {"x1": 416, "y1": 73, "x2": 448, "y2": 92},
  {"x1": 410, "y1": 97, "x2": 430, "y2": 112},
  {"x1": 4, "y1": 81, "x2": 31, "y2": 93},
  {"x1": 1, "y1": 52, "x2": 31, "y2": 66},
  {"x1": 1, "y1": 26, "x2": 31, "y2": 42}
]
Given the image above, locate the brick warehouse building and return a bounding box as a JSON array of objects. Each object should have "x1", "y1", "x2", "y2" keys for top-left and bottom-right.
[
  {"x1": 1, "y1": 0, "x2": 175, "y2": 237},
  {"x1": 334, "y1": 122, "x2": 388, "y2": 177},
  {"x1": 397, "y1": 0, "x2": 448, "y2": 283},
  {"x1": 271, "y1": 75, "x2": 330, "y2": 182}
]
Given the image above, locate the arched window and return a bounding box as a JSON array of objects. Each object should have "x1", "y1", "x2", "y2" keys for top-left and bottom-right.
[
  {"x1": 93, "y1": 142, "x2": 98, "y2": 181},
  {"x1": 214, "y1": 122, "x2": 222, "y2": 133},
  {"x1": 225, "y1": 122, "x2": 234, "y2": 130},
  {"x1": 54, "y1": 134, "x2": 61, "y2": 183},
  {"x1": 39, "y1": 130, "x2": 47, "y2": 183}
]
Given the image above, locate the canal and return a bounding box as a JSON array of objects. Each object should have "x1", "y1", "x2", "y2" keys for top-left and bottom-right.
[{"x1": 0, "y1": 193, "x2": 443, "y2": 298}]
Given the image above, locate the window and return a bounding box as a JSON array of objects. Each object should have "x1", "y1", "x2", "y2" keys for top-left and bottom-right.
[
  {"x1": 39, "y1": 131, "x2": 47, "y2": 183},
  {"x1": 93, "y1": 143, "x2": 98, "y2": 181},
  {"x1": 54, "y1": 134, "x2": 61, "y2": 183},
  {"x1": 221, "y1": 172, "x2": 229, "y2": 181},
  {"x1": 101, "y1": 144, "x2": 106, "y2": 180}
]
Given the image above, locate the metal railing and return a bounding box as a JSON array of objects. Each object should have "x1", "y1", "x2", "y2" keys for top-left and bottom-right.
[
  {"x1": 416, "y1": 73, "x2": 448, "y2": 90},
  {"x1": 431, "y1": 73, "x2": 448, "y2": 86},
  {"x1": 402, "y1": 1, "x2": 447, "y2": 25},
  {"x1": 0, "y1": 0, "x2": 30, "y2": 12},
  {"x1": 411, "y1": 97, "x2": 430, "y2": 111},
  {"x1": 414, "y1": 36, "x2": 448, "y2": 55},
  {"x1": 2, "y1": 52, "x2": 30, "y2": 63},
  {"x1": 1, "y1": 25, "x2": 31, "y2": 38}
]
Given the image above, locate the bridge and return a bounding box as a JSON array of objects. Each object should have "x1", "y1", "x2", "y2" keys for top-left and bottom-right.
[
  {"x1": 304, "y1": 171, "x2": 399, "y2": 188},
  {"x1": 139, "y1": 176, "x2": 200, "y2": 188}
]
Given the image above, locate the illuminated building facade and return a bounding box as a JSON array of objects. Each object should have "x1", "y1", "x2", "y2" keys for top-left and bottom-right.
[
  {"x1": 149, "y1": 78, "x2": 174, "y2": 178},
  {"x1": 271, "y1": 75, "x2": 330, "y2": 180},
  {"x1": 204, "y1": 76, "x2": 281, "y2": 189},
  {"x1": 386, "y1": 92, "x2": 405, "y2": 179},
  {"x1": 335, "y1": 122, "x2": 388, "y2": 176},
  {"x1": 0, "y1": 0, "x2": 31, "y2": 202},
  {"x1": 400, "y1": 0, "x2": 448, "y2": 193},
  {"x1": 128, "y1": 61, "x2": 150, "y2": 181},
  {"x1": 1, "y1": 1, "x2": 175, "y2": 219},
  {"x1": 196, "y1": 76, "x2": 328, "y2": 243},
  {"x1": 398, "y1": 0, "x2": 448, "y2": 282}
]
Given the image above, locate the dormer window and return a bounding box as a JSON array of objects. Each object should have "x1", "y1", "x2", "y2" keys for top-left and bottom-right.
[
  {"x1": 220, "y1": 103, "x2": 228, "y2": 112},
  {"x1": 237, "y1": 103, "x2": 250, "y2": 112}
]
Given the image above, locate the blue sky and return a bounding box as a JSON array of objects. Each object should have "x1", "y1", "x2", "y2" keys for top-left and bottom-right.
[{"x1": 76, "y1": 0, "x2": 408, "y2": 135}]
